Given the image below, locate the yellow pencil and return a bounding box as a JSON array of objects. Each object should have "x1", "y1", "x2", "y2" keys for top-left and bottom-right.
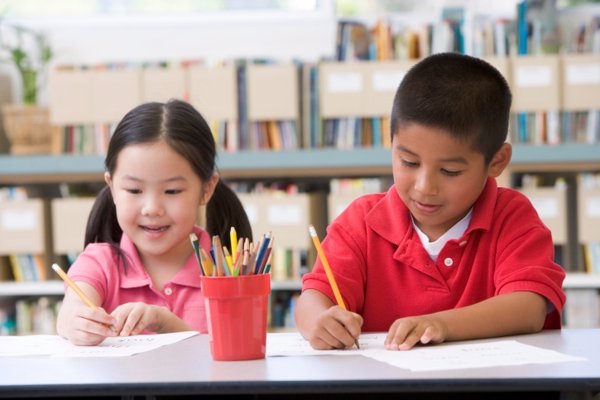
[
  {"x1": 51, "y1": 263, "x2": 97, "y2": 309},
  {"x1": 308, "y1": 225, "x2": 360, "y2": 349},
  {"x1": 223, "y1": 246, "x2": 234, "y2": 275},
  {"x1": 230, "y1": 226, "x2": 238, "y2": 263}
]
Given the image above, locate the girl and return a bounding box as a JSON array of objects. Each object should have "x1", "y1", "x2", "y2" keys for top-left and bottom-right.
[{"x1": 56, "y1": 99, "x2": 252, "y2": 345}]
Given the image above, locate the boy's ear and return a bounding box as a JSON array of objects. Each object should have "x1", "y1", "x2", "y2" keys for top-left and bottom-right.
[{"x1": 487, "y1": 143, "x2": 512, "y2": 178}]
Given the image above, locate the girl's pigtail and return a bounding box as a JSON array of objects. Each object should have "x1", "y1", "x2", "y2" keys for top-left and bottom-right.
[
  {"x1": 85, "y1": 186, "x2": 122, "y2": 248},
  {"x1": 206, "y1": 180, "x2": 253, "y2": 249}
]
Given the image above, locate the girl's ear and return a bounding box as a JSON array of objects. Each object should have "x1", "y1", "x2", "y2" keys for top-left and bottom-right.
[
  {"x1": 488, "y1": 143, "x2": 512, "y2": 178},
  {"x1": 104, "y1": 171, "x2": 113, "y2": 189},
  {"x1": 201, "y1": 173, "x2": 219, "y2": 205}
]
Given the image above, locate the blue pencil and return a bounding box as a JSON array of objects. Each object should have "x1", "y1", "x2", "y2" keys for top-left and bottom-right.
[{"x1": 253, "y1": 232, "x2": 271, "y2": 274}]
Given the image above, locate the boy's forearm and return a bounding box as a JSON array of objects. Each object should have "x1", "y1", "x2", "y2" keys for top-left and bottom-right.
[{"x1": 432, "y1": 291, "x2": 548, "y2": 341}]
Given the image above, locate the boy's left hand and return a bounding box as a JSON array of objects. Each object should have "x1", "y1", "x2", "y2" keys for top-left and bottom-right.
[{"x1": 385, "y1": 315, "x2": 448, "y2": 350}]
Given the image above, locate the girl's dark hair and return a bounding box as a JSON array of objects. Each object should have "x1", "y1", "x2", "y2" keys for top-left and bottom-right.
[
  {"x1": 390, "y1": 52, "x2": 512, "y2": 164},
  {"x1": 85, "y1": 99, "x2": 252, "y2": 257}
]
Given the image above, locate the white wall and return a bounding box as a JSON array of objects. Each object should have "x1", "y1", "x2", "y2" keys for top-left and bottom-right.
[{"x1": 1, "y1": 7, "x2": 337, "y2": 104}]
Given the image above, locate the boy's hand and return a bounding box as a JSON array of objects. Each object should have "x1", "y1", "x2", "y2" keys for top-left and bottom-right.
[
  {"x1": 385, "y1": 315, "x2": 447, "y2": 350},
  {"x1": 111, "y1": 302, "x2": 167, "y2": 336},
  {"x1": 306, "y1": 305, "x2": 363, "y2": 350},
  {"x1": 65, "y1": 306, "x2": 117, "y2": 346}
]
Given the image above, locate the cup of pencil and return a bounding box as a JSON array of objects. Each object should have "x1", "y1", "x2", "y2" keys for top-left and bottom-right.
[{"x1": 191, "y1": 228, "x2": 273, "y2": 361}]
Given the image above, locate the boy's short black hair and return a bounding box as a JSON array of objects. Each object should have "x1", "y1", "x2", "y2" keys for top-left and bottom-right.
[{"x1": 390, "y1": 52, "x2": 512, "y2": 164}]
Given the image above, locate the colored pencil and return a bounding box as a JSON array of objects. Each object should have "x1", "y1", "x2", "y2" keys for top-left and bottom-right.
[
  {"x1": 230, "y1": 226, "x2": 238, "y2": 263},
  {"x1": 189, "y1": 233, "x2": 205, "y2": 276}
]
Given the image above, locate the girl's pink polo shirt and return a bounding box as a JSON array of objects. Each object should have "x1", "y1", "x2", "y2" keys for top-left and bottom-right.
[
  {"x1": 67, "y1": 226, "x2": 211, "y2": 333},
  {"x1": 302, "y1": 178, "x2": 566, "y2": 331}
]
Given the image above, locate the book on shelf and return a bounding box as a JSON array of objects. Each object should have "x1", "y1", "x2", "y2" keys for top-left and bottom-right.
[{"x1": 8, "y1": 254, "x2": 47, "y2": 282}]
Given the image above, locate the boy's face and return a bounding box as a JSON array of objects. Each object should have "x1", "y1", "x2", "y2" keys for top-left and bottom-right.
[{"x1": 392, "y1": 123, "x2": 493, "y2": 242}]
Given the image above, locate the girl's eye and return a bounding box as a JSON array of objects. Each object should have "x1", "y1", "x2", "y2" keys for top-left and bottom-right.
[
  {"x1": 126, "y1": 188, "x2": 141, "y2": 194},
  {"x1": 165, "y1": 189, "x2": 182, "y2": 195},
  {"x1": 401, "y1": 159, "x2": 419, "y2": 168}
]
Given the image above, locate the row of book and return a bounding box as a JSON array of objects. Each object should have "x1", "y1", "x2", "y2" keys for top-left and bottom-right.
[
  {"x1": 47, "y1": 53, "x2": 600, "y2": 154},
  {"x1": 510, "y1": 111, "x2": 599, "y2": 145},
  {"x1": 269, "y1": 291, "x2": 299, "y2": 331},
  {"x1": 0, "y1": 297, "x2": 59, "y2": 336}
]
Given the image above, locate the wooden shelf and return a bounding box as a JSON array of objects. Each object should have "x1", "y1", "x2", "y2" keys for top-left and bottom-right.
[
  {"x1": 1, "y1": 143, "x2": 599, "y2": 184},
  {"x1": 0, "y1": 280, "x2": 301, "y2": 296},
  {"x1": 0, "y1": 281, "x2": 64, "y2": 297},
  {"x1": 563, "y1": 273, "x2": 600, "y2": 289}
]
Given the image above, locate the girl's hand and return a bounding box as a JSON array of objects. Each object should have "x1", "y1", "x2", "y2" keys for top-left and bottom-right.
[
  {"x1": 111, "y1": 302, "x2": 168, "y2": 336},
  {"x1": 63, "y1": 305, "x2": 117, "y2": 346},
  {"x1": 385, "y1": 315, "x2": 448, "y2": 350},
  {"x1": 306, "y1": 305, "x2": 363, "y2": 350}
]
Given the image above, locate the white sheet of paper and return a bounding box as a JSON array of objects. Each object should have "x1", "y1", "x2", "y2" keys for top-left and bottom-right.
[
  {"x1": 0, "y1": 331, "x2": 199, "y2": 357},
  {"x1": 266, "y1": 332, "x2": 386, "y2": 356},
  {"x1": 266, "y1": 332, "x2": 585, "y2": 371}
]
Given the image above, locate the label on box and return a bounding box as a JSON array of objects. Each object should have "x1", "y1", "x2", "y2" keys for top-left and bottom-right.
[
  {"x1": 566, "y1": 64, "x2": 600, "y2": 85},
  {"x1": 372, "y1": 70, "x2": 406, "y2": 92},
  {"x1": 0, "y1": 209, "x2": 37, "y2": 230},
  {"x1": 585, "y1": 197, "x2": 600, "y2": 218},
  {"x1": 529, "y1": 197, "x2": 558, "y2": 218},
  {"x1": 516, "y1": 66, "x2": 552, "y2": 87},
  {"x1": 267, "y1": 205, "x2": 302, "y2": 225},
  {"x1": 327, "y1": 72, "x2": 362, "y2": 93},
  {"x1": 242, "y1": 204, "x2": 259, "y2": 224}
]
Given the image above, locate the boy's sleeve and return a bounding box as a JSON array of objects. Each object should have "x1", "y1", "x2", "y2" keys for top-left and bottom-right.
[
  {"x1": 493, "y1": 195, "x2": 566, "y2": 329},
  {"x1": 301, "y1": 207, "x2": 368, "y2": 313}
]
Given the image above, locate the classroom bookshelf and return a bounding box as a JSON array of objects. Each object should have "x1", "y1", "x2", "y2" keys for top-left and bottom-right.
[
  {"x1": 2, "y1": 1, "x2": 600, "y2": 333},
  {"x1": 2, "y1": 144, "x2": 598, "y2": 332}
]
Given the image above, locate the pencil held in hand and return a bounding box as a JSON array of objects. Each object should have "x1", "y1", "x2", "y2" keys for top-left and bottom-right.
[
  {"x1": 308, "y1": 225, "x2": 346, "y2": 310},
  {"x1": 52, "y1": 263, "x2": 97, "y2": 309},
  {"x1": 308, "y1": 225, "x2": 360, "y2": 349}
]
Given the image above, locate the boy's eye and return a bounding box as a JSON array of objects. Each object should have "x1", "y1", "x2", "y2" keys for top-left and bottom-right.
[
  {"x1": 401, "y1": 159, "x2": 419, "y2": 168},
  {"x1": 441, "y1": 169, "x2": 462, "y2": 177}
]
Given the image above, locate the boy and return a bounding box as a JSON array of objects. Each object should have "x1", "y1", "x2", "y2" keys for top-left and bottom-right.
[{"x1": 295, "y1": 52, "x2": 566, "y2": 351}]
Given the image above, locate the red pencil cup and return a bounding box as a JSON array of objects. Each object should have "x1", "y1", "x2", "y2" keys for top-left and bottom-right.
[{"x1": 201, "y1": 274, "x2": 271, "y2": 361}]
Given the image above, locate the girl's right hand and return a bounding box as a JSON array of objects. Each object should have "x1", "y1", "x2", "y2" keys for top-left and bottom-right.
[
  {"x1": 63, "y1": 305, "x2": 117, "y2": 346},
  {"x1": 306, "y1": 305, "x2": 363, "y2": 350}
]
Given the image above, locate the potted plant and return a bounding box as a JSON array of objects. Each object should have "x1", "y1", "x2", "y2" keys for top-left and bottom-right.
[{"x1": 0, "y1": 17, "x2": 54, "y2": 154}]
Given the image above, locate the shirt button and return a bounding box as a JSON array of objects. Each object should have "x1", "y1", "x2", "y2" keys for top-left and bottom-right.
[
  {"x1": 164, "y1": 287, "x2": 173, "y2": 296},
  {"x1": 443, "y1": 257, "x2": 453, "y2": 267}
]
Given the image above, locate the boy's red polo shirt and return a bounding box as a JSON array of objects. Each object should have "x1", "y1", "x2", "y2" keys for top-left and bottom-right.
[{"x1": 302, "y1": 178, "x2": 566, "y2": 331}]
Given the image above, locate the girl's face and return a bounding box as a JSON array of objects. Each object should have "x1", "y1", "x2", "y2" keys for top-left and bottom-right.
[
  {"x1": 105, "y1": 140, "x2": 214, "y2": 266},
  {"x1": 392, "y1": 124, "x2": 506, "y2": 242}
]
